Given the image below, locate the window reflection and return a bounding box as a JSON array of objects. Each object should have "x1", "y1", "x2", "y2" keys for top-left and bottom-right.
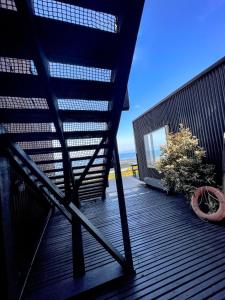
[{"x1": 144, "y1": 126, "x2": 167, "y2": 168}]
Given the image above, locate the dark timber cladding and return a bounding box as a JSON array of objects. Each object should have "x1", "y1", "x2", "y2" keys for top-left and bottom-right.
[{"x1": 133, "y1": 57, "x2": 225, "y2": 184}]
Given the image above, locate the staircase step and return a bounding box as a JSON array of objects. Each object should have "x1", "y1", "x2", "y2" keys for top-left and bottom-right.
[
  {"x1": 39, "y1": 160, "x2": 106, "y2": 171},
  {"x1": 0, "y1": 10, "x2": 119, "y2": 69},
  {"x1": 50, "y1": 170, "x2": 105, "y2": 180},
  {"x1": 79, "y1": 193, "x2": 102, "y2": 201},
  {"x1": 52, "y1": 175, "x2": 104, "y2": 185},
  {"x1": 55, "y1": 180, "x2": 104, "y2": 189},
  {"x1": 59, "y1": 0, "x2": 125, "y2": 15},
  {"x1": 0, "y1": 73, "x2": 114, "y2": 100},
  {"x1": 0, "y1": 109, "x2": 111, "y2": 123},
  {"x1": 79, "y1": 181, "x2": 104, "y2": 188},
  {"x1": 78, "y1": 188, "x2": 103, "y2": 196},
  {"x1": 25, "y1": 144, "x2": 108, "y2": 155},
  {"x1": 6, "y1": 131, "x2": 109, "y2": 142}
]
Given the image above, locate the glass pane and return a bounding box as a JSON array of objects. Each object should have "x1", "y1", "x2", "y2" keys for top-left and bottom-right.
[
  {"x1": 152, "y1": 127, "x2": 167, "y2": 163},
  {"x1": 144, "y1": 133, "x2": 153, "y2": 167}
]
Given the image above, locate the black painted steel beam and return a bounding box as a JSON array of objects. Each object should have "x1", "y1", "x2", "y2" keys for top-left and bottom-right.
[
  {"x1": 0, "y1": 73, "x2": 114, "y2": 100},
  {"x1": 58, "y1": 0, "x2": 126, "y2": 15},
  {"x1": 0, "y1": 10, "x2": 119, "y2": 69},
  {"x1": 75, "y1": 137, "x2": 107, "y2": 188},
  {"x1": 6, "y1": 131, "x2": 109, "y2": 142},
  {"x1": 102, "y1": 0, "x2": 145, "y2": 199},
  {"x1": 0, "y1": 109, "x2": 110, "y2": 123},
  {"x1": 14, "y1": 0, "x2": 83, "y2": 275},
  {"x1": 113, "y1": 140, "x2": 134, "y2": 271},
  {"x1": 6, "y1": 141, "x2": 126, "y2": 269}
]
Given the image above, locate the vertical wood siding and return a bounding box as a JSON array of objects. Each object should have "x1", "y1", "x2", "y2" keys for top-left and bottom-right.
[{"x1": 133, "y1": 58, "x2": 225, "y2": 184}]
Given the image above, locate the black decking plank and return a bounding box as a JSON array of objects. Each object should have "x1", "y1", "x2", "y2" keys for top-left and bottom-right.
[
  {"x1": 164, "y1": 267, "x2": 225, "y2": 299},
  {"x1": 23, "y1": 179, "x2": 225, "y2": 300}
]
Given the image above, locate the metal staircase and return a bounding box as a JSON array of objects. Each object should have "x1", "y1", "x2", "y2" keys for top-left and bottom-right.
[
  {"x1": 0, "y1": 0, "x2": 143, "y2": 203},
  {"x1": 0, "y1": 0, "x2": 144, "y2": 298}
]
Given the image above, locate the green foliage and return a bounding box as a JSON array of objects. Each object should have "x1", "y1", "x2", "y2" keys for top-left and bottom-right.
[{"x1": 156, "y1": 124, "x2": 216, "y2": 199}]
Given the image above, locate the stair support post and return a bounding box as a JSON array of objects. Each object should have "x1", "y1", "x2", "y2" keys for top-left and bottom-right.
[
  {"x1": 70, "y1": 186, "x2": 85, "y2": 277},
  {"x1": 113, "y1": 140, "x2": 134, "y2": 272}
]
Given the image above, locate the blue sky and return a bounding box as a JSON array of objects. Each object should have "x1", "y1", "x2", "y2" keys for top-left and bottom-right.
[{"x1": 117, "y1": 0, "x2": 225, "y2": 153}]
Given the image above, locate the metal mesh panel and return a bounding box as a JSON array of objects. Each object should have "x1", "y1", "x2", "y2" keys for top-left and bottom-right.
[
  {"x1": 33, "y1": 0, "x2": 118, "y2": 33},
  {"x1": 58, "y1": 99, "x2": 109, "y2": 111},
  {"x1": 3, "y1": 123, "x2": 56, "y2": 133},
  {"x1": 0, "y1": 57, "x2": 37, "y2": 75},
  {"x1": 47, "y1": 170, "x2": 63, "y2": 176},
  {"x1": 18, "y1": 140, "x2": 60, "y2": 150},
  {"x1": 73, "y1": 166, "x2": 104, "y2": 174},
  {"x1": 71, "y1": 157, "x2": 105, "y2": 167},
  {"x1": 67, "y1": 138, "x2": 102, "y2": 147},
  {"x1": 85, "y1": 173, "x2": 103, "y2": 179},
  {"x1": 50, "y1": 63, "x2": 112, "y2": 82},
  {"x1": 82, "y1": 178, "x2": 103, "y2": 184},
  {"x1": 89, "y1": 166, "x2": 105, "y2": 172},
  {"x1": 63, "y1": 122, "x2": 108, "y2": 132},
  {"x1": 0, "y1": 97, "x2": 48, "y2": 109},
  {"x1": 0, "y1": 0, "x2": 16, "y2": 10},
  {"x1": 30, "y1": 153, "x2": 62, "y2": 162},
  {"x1": 39, "y1": 164, "x2": 62, "y2": 172},
  {"x1": 69, "y1": 149, "x2": 104, "y2": 159}
]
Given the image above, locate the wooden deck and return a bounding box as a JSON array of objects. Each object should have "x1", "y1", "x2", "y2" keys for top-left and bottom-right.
[{"x1": 24, "y1": 177, "x2": 225, "y2": 299}]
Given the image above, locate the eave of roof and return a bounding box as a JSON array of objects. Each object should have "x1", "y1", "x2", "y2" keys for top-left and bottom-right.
[{"x1": 133, "y1": 55, "x2": 225, "y2": 123}]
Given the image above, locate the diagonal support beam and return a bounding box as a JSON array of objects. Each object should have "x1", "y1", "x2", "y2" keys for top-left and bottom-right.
[
  {"x1": 4, "y1": 139, "x2": 127, "y2": 269},
  {"x1": 14, "y1": 0, "x2": 76, "y2": 201},
  {"x1": 75, "y1": 136, "x2": 107, "y2": 189},
  {"x1": 102, "y1": 0, "x2": 145, "y2": 195},
  {"x1": 68, "y1": 202, "x2": 126, "y2": 267},
  {"x1": 113, "y1": 140, "x2": 134, "y2": 271},
  {"x1": 14, "y1": 0, "x2": 84, "y2": 276}
]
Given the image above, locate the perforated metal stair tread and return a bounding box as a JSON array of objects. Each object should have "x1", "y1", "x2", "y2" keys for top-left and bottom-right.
[
  {"x1": 0, "y1": 0, "x2": 144, "y2": 206},
  {"x1": 24, "y1": 144, "x2": 108, "y2": 155},
  {"x1": 50, "y1": 170, "x2": 105, "y2": 180}
]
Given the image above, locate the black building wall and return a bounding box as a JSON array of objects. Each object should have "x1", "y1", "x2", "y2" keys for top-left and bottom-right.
[{"x1": 133, "y1": 57, "x2": 225, "y2": 184}]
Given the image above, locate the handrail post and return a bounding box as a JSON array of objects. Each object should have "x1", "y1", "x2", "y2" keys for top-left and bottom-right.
[
  {"x1": 113, "y1": 140, "x2": 134, "y2": 272},
  {"x1": 72, "y1": 192, "x2": 85, "y2": 277}
]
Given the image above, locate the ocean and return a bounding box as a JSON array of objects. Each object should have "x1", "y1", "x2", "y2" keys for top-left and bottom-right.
[{"x1": 119, "y1": 151, "x2": 136, "y2": 161}]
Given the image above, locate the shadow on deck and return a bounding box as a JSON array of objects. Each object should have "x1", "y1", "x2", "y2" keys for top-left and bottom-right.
[{"x1": 24, "y1": 177, "x2": 225, "y2": 299}]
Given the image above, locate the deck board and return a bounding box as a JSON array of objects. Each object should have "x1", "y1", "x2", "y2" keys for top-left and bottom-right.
[{"x1": 23, "y1": 177, "x2": 225, "y2": 299}]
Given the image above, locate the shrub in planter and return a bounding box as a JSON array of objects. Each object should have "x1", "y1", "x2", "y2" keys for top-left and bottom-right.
[{"x1": 156, "y1": 124, "x2": 216, "y2": 200}]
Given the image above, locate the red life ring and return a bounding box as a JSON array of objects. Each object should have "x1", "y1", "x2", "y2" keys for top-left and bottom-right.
[{"x1": 191, "y1": 186, "x2": 225, "y2": 222}]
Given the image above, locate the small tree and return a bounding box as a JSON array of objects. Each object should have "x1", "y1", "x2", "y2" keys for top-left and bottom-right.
[{"x1": 156, "y1": 125, "x2": 215, "y2": 199}]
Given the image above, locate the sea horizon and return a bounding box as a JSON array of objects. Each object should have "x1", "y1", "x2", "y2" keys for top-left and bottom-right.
[{"x1": 119, "y1": 151, "x2": 136, "y2": 161}]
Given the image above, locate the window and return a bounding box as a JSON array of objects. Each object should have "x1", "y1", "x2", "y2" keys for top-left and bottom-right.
[{"x1": 144, "y1": 126, "x2": 168, "y2": 168}]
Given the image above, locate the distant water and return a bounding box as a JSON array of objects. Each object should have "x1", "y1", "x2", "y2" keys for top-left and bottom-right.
[{"x1": 119, "y1": 152, "x2": 136, "y2": 161}]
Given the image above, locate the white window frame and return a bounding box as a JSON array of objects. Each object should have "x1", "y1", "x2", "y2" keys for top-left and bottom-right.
[{"x1": 144, "y1": 125, "x2": 168, "y2": 168}]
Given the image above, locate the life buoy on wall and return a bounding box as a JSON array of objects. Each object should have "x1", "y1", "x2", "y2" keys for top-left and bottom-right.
[{"x1": 191, "y1": 186, "x2": 225, "y2": 222}]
